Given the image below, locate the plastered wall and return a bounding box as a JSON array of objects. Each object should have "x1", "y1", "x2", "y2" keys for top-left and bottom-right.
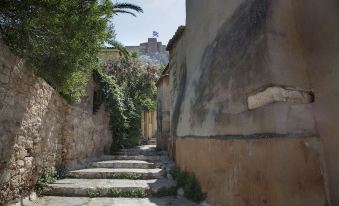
[{"x1": 167, "y1": 0, "x2": 338, "y2": 205}]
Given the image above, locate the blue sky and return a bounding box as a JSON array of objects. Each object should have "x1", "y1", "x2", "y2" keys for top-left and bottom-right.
[{"x1": 113, "y1": 0, "x2": 186, "y2": 46}]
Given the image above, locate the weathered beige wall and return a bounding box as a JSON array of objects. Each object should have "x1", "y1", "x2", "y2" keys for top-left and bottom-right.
[
  {"x1": 0, "y1": 42, "x2": 112, "y2": 205},
  {"x1": 292, "y1": 0, "x2": 339, "y2": 204},
  {"x1": 167, "y1": 0, "x2": 335, "y2": 205},
  {"x1": 156, "y1": 76, "x2": 171, "y2": 150},
  {"x1": 141, "y1": 111, "x2": 157, "y2": 140},
  {"x1": 176, "y1": 137, "x2": 327, "y2": 206},
  {"x1": 175, "y1": 0, "x2": 316, "y2": 137}
]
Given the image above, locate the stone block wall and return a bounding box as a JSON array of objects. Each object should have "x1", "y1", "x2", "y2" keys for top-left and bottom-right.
[{"x1": 0, "y1": 42, "x2": 112, "y2": 205}]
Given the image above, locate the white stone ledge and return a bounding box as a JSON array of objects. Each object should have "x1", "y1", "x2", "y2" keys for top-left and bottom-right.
[{"x1": 248, "y1": 86, "x2": 314, "y2": 110}]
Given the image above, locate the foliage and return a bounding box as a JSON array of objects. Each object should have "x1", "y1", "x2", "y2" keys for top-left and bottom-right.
[
  {"x1": 109, "y1": 172, "x2": 143, "y2": 180},
  {"x1": 113, "y1": 3, "x2": 143, "y2": 17},
  {"x1": 154, "y1": 186, "x2": 177, "y2": 197},
  {"x1": 0, "y1": 0, "x2": 142, "y2": 103},
  {"x1": 131, "y1": 51, "x2": 140, "y2": 59},
  {"x1": 158, "y1": 64, "x2": 167, "y2": 75},
  {"x1": 170, "y1": 166, "x2": 206, "y2": 203},
  {"x1": 87, "y1": 189, "x2": 100, "y2": 198},
  {"x1": 110, "y1": 41, "x2": 131, "y2": 60},
  {"x1": 94, "y1": 58, "x2": 158, "y2": 152},
  {"x1": 55, "y1": 167, "x2": 68, "y2": 180},
  {"x1": 110, "y1": 188, "x2": 148, "y2": 198},
  {"x1": 103, "y1": 58, "x2": 158, "y2": 111},
  {"x1": 170, "y1": 166, "x2": 181, "y2": 180},
  {"x1": 35, "y1": 169, "x2": 57, "y2": 195}
]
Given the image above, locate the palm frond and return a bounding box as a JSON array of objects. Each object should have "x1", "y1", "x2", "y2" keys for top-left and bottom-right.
[
  {"x1": 113, "y1": 10, "x2": 136, "y2": 17},
  {"x1": 113, "y1": 3, "x2": 143, "y2": 13}
]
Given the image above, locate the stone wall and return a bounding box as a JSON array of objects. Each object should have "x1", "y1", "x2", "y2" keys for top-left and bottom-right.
[
  {"x1": 162, "y1": 0, "x2": 339, "y2": 205},
  {"x1": 0, "y1": 42, "x2": 112, "y2": 205}
]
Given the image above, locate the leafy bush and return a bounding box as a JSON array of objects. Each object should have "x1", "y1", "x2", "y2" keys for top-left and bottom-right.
[
  {"x1": 94, "y1": 57, "x2": 158, "y2": 152},
  {"x1": 154, "y1": 186, "x2": 177, "y2": 197},
  {"x1": 169, "y1": 166, "x2": 206, "y2": 203},
  {"x1": 35, "y1": 169, "x2": 57, "y2": 195},
  {"x1": 183, "y1": 175, "x2": 206, "y2": 203},
  {"x1": 55, "y1": 167, "x2": 68, "y2": 180}
]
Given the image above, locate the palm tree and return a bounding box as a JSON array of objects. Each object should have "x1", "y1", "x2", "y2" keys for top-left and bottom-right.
[
  {"x1": 109, "y1": 2, "x2": 143, "y2": 59},
  {"x1": 113, "y1": 2, "x2": 143, "y2": 17}
]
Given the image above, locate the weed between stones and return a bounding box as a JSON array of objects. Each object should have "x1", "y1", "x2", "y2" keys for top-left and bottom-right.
[
  {"x1": 110, "y1": 188, "x2": 148, "y2": 198},
  {"x1": 153, "y1": 186, "x2": 177, "y2": 197},
  {"x1": 35, "y1": 170, "x2": 57, "y2": 195},
  {"x1": 110, "y1": 172, "x2": 143, "y2": 179},
  {"x1": 87, "y1": 189, "x2": 100, "y2": 198},
  {"x1": 35, "y1": 167, "x2": 67, "y2": 195}
]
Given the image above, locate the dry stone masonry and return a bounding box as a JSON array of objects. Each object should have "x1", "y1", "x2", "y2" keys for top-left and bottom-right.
[{"x1": 0, "y1": 42, "x2": 112, "y2": 205}]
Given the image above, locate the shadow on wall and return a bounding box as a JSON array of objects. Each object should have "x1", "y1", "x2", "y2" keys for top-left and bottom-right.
[
  {"x1": 192, "y1": 0, "x2": 271, "y2": 126},
  {"x1": 171, "y1": 60, "x2": 187, "y2": 137}
]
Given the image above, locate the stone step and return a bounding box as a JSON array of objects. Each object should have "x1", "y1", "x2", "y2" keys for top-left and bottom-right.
[
  {"x1": 121, "y1": 145, "x2": 157, "y2": 152},
  {"x1": 116, "y1": 151, "x2": 167, "y2": 156},
  {"x1": 102, "y1": 155, "x2": 168, "y2": 162},
  {"x1": 24, "y1": 196, "x2": 198, "y2": 206},
  {"x1": 90, "y1": 160, "x2": 158, "y2": 169},
  {"x1": 116, "y1": 145, "x2": 164, "y2": 156},
  {"x1": 148, "y1": 139, "x2": 157, "y2": 145},
  {"x1": 42, "y1": 178, "x2": 176, "y2": 197},
  {"x1": 66, "y1": 168, "x2": 165, "y2": 179}
]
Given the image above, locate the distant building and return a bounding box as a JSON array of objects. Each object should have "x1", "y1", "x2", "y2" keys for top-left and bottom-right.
[{"x1": 126, "y1": 38, "x2": 169, "y2": 66}]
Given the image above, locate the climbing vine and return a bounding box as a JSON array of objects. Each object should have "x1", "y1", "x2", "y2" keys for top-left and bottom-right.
[{"x1": 94, "y1": 57, "x2": 158, "y2": 152}]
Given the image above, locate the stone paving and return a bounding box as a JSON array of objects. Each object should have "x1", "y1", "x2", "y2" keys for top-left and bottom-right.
[
  {"x1": 25, "y1": 196, "x2": 198, "y2": 206},
  {"x1": 24, "y1": 144, "x2": 199, "y2": 206}
]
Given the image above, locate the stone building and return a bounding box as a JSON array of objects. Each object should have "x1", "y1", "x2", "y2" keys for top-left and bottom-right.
[
  {"x1": 158, "y1": 0, "x2": 339, "y2": 205},
  {"x1": 127, "y1": 38, "x2": 167, "y2": 54},
  {"x1": 127, "y1": 38, "x2": 169, "y2": 65}
]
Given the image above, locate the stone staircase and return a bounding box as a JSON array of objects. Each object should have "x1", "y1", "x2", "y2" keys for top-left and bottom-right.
[
  {"x1": 148, "y1": 138, "x2": 157, "y2": 145},
  {"x1": 25, "y1": 145, "x2": 198, "y2": 206}
]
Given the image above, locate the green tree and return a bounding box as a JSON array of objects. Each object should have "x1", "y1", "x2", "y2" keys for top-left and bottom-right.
[{"x1": 0, "y1": 0, "x2": 142, "y2": 103}]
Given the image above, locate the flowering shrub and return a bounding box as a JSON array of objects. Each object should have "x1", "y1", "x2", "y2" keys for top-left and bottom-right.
[{"x1": 94, "y1": 57, "x2": 158, "y2": 151}]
